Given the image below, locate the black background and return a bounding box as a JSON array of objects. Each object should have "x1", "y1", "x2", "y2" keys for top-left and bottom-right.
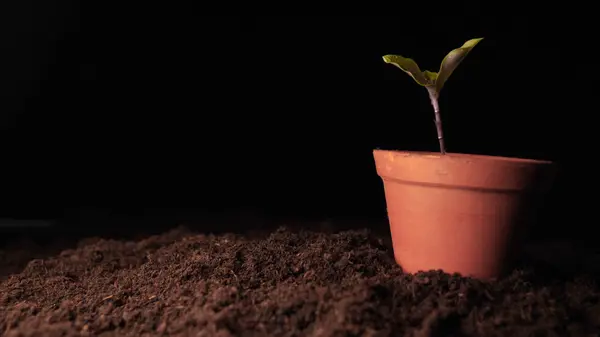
[{"x1": 0, "y1": 9, "x2": 596, "y2": 240}]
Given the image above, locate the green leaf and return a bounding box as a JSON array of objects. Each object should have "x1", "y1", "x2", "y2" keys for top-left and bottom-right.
[
  {"x1": 435, "y1": 38, "x2": 483, "y2": 94},
  {"x1": 382, "y1": 54, "x2": 435, "y2": 87},
  {"x1": 423, "y1": 70, "x2": 438, "y2": 83}
]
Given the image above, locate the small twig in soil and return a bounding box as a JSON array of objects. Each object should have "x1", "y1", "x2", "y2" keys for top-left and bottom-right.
[
  {"x1": 230, "y1": 270, "x2": 241, "y2": 302},
  {"x1": 144, "y1": 295, "x2": 159, "y2": 306},
  {"x1": 230, "y1": 269, "x2": 239, "y2": 284}
]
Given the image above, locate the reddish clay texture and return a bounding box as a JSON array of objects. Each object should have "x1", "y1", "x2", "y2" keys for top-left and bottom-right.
[
  {"x1": 2, "y1": 226, "x2": 599, "y2": 336},
  {"x1": 374, "y1": 150, "x2": 556, "y2": 279}
]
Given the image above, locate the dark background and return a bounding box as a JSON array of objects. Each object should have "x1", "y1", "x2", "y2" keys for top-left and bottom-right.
[{"x1": 0, "y1": 10, "x2": 595, "y2": 241}]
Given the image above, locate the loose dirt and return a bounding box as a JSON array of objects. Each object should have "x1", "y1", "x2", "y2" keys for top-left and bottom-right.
[{"x1": 1, "y1": 226, "x2": 599, "y2": 336}]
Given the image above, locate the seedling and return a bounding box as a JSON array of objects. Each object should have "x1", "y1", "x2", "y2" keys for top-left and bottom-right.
[{"x1": 383, "y1": 38, "x2": 483, "y2": 154}]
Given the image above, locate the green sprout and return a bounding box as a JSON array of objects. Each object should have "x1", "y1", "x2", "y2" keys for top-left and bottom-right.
[{"x1": 383, "y1": 38, "x2": 483, "y2": 154}]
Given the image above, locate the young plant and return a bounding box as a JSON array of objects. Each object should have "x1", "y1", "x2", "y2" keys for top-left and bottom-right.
[{"x1": 383, "y1": 38, "x2": 483, "y2": 154}]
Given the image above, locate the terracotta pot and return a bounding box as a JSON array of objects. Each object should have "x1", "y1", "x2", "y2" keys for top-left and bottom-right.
[{"x1": 373, "y1": 150, "x2": 556, "y2": 279}]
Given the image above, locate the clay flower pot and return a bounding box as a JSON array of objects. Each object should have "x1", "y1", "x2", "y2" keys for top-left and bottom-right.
[{"x1": 373, "y1": 150, "x2": 556, "y2": 279}]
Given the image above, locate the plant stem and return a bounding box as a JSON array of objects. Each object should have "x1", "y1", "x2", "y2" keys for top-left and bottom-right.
[{"x1": 426, "y1": 87, "x2": 446, "y2": 155}]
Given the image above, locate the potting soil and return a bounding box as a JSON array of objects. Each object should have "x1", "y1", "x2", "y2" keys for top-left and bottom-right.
[{"x1": 1, "y1": 226, "x2": 599, "y2": 336}]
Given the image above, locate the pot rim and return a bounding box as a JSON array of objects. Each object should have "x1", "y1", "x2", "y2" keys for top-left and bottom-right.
[{"x1": 373, "y1": 149, "x2": 554, "y2": 166}]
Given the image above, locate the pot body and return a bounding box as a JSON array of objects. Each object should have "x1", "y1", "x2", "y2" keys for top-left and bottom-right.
[{"x1": 373, "y1": 150, "x2": 556, "y2": 279}]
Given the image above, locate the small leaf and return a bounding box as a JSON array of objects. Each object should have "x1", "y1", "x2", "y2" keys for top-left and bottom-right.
[
  {"x1": 382, "y1": 55, "x2": 435, "y2": 87},
  {"x1": 435, "y1": 38, "x2": 483, "y2": 94}
]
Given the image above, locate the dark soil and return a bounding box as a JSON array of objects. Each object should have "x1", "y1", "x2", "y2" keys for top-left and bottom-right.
[{"x1": 1, "y1": 226, "x2": 600, "y2": 337}]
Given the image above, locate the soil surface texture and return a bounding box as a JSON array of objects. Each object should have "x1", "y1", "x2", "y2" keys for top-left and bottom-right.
[{"x1": 1, "y1": 226, "x2": 600, "y2": 337}]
